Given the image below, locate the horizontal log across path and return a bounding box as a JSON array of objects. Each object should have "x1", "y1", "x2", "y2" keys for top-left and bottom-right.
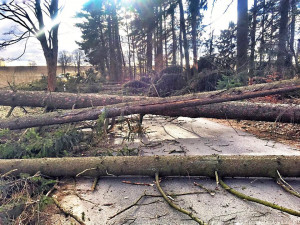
[{"x1": 0, "y1": 155, "x2": 299, "y2": 178}]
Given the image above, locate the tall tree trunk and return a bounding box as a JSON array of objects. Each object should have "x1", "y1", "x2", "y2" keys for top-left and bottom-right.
[
  {"x1": 171, "y1": 6, "x2": 177, "y2": 65},
  {"x1": 164, "y1": 5, "x2": 168, "y2": 68},
  {"x1": 132, "y1": 35, "x2": 137, "y2": 79},
  {"x1": 112, "y1": 3, "x2": 122, "y2": 82},
  {"x1": 249, "y1": 0, "x2": 258, "y2": 77},
  {"x1": 259, "y1": 0, "x2": 265, "y2": 67},
  {"x1": 276, "y1": 0, "x2": 289, "y2": 76},
  {"x1": 179, "y1": 26, "x2": 183, "y2": 67},
  {"x1": 190, "y1": 0, "x2": 200, "y2": 74},
  {"x1": 179, "y1": 0, "x2": 191, "y2": 79},
  {"x1": 146, "y1": 29, "x2": 153, "y2": 73},
  {"x1": 237, "y1": 0, "x2": 249, "y2": 81},
  {"x1": 289, "y1": 0, "x2": 298, "y2": 74},
  {"x1": 155, "y1": 5, "x2": 163, "y2": 72},
  {"x1": 45, "y1": 54, "x2": 57, "y2": 92}
]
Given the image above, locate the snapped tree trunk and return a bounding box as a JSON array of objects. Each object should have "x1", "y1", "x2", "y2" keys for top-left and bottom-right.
[
  {"x1": 0, "y1": 155, "x2": 299, "y2": 178},
  {"x1": 1, "y1": 79, "x2": 300, "y2": 130}
]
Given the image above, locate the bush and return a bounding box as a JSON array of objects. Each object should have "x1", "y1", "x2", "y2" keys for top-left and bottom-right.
[{"x1": 217, "y1": 75, "x2": 243, "y2": 90}]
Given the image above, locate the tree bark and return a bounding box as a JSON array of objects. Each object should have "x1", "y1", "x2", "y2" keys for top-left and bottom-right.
[
  {"x1": 161, "y1": 102, "x2": 300, "y2": 124},
  {"x1": 1, "y1": 91, "x2": 300, "y2": 123},
  {"x1": 276, "y1": 0, "x2": 289, "y2": 75},
  {"x1": 171, "y1": 6, "x2": 177, "y2": 65},
  {"x1": 236, "y1": 0, "x2": 248, "y2": 79},
  {"x1": 249, "y1": 0, "x2": 257, "y2": 77},
  {"x1": 179, "y1": 0, "x2": 191, "y2": 79},
  {"x1": 1, "y1": 79, "x2": 300, "y2": 130},
  {"x1": 0, "y1": 155, "x2": 299, "y2": 178}
]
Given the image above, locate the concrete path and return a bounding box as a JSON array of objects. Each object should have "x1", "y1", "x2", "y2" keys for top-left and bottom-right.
[{"x1": 48, "y1": 117, "x2": 300, "y2": 225}]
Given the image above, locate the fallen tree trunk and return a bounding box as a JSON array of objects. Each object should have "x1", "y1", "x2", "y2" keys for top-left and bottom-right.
[
  {"x1": 0, "y1": 155, "x2": 299, "y2": 177},
  {"x1": 0, "y1": 79, "x2": 299, "y2": 109},
  {"x1": 1, "y1": 79, "x2": 300, "y2": 130},
  {"x1": 0, "y1": 90, "x2": 151, "y2": 109},
  {"x1": 162, "y1": 102, "x2": 300, "y2": 123}
]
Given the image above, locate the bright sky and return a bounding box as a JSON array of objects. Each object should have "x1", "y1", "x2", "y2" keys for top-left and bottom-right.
[{"x1": 0, "y1": 0, "x2": 253, "y2": 66}]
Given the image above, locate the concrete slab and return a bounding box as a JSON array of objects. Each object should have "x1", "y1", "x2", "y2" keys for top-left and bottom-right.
[{"x1": 49, "y1": 117, "x2": 300, "y2": 224}]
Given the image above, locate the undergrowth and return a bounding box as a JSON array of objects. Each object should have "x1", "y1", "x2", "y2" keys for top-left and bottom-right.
[{"x1": 0, "y1": 127, "x2": 83, "y2": 159}]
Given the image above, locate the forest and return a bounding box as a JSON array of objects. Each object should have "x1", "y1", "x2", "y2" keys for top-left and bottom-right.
[{"x1": 0, "y1": 0, "x2": 300, "y2": 224}]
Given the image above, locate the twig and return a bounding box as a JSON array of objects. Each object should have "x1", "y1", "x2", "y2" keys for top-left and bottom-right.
[
  {"x1": 109, "y1": 194, "x2": 145, "y2": 220},
  {"x1": 76, "y1": 168, "x2": 97, "y2": 177},
  {"x1": 1, "y1": 168, "x2": 18, "y2": 178},
  {"x1": 155, "y1": 172, "x2": 206, "y2": 225},
  {"x1": 91, "y1": 177, "x2": 98, "y2": 192},
  {"x1": 122, "y1": 180, "x2": 154, "y2": 187},
  {"x1": 6, "y1": 106, "x2": 15, "y2": 118},
  {"x1": 276, "y1": 170, "x2": 300, "y2": 198},
  {"x1": 216, "y1": 172, "x2": 300, "y2": 217},
  {"x1": 52, "y1": 197, "x2": 86, "y2": 225},
  {"x1": 193, "y1": 182, "x2": 216, "y2": 196}
]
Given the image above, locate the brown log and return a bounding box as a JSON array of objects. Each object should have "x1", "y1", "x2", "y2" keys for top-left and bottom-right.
[
  {"x1": 0, "y1": 79, "x2": 300, "y2": 130},
  {"x1": 162, "y1": 102, "x2": 300, "y2": 123},
  {"x1": 0, "y1": 90, "x2": 151, "y2": 109},
  {"x1": 0, "y1": 79, "x2": 299, "y2": 109},
  {"x1": 0, "y1": 155, "x2": 299, "y2": 178}
]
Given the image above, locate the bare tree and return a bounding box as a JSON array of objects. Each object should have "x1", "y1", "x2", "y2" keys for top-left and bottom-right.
[
  {"x1": 0, "y1": 0, "x2": 62, "y2": 91},
  {"x1": 72, "y1": 49, "x2": 85, "y2": 74},
  {"x1": 58, "y1": 50, "x2": 72, "y2": 74}
]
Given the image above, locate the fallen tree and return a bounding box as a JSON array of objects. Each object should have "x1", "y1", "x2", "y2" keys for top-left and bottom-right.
[
  {"x1": 1, "y1": 79, "x2": 300, "y2": 130},
  {"x1": 0, "y1": 155, "x2": 299, "y2": 177},
  {"x1": 0, "y1": 79, "x2": 299, "y2": 109},
  {"x1": 0, "y1": 90, "x2": 151, "y2": 109},
  {"x1": 162, "y1": 102, "x2": 300, "y2": 123}
]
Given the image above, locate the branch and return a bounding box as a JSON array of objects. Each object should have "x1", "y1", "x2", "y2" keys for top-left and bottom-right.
[
  {"x1": 155, "y1": 172, "x2": 206, "y2": 224},
  {"x1": 217, "y1": 172, "x2": 300, "y2": 217}
]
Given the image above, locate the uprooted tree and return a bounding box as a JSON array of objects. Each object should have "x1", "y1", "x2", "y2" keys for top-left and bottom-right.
[
  {"x1": 0, "y1": 0, "x2": 62, "y2": 91},
  {"x1": 0, "y1": 79, "x2": 300, "y2": 130}
]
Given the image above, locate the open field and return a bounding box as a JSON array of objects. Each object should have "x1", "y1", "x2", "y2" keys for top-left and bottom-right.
[{"x1": 0, "y1": 66, "x2": 91, "y2": 88}]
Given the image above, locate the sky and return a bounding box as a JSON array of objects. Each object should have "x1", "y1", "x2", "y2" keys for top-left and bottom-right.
[{"x1": 0, "y1": 0, "x2": 253, "y2": 66}]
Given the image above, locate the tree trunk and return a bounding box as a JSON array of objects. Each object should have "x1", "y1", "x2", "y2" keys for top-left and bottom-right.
[
  {"x1": 237, "y1": 0, "x2": 248, "y2": 81},
  {"x1": 1, "y1": 91, "x2": 299, "y2": 123},
  {"x1": 161, "y1": 102, "x2": 300, "y2": 123},
  {"x1": 0, "y1": 155, "x2": 299, "y2": 178},
  {"x1": 249, "y1": 0, "x2": 258, "y2": 77},
  {"x1": 1, "y1": 79, "x2": 299, "y2": 130},
  {"x1": 289, "y1": 0, "x2": 298, "y2": 74},
  {"x1": 190, "y1": 0, "x2": 200, "y2": 74},
  {"x1": 45, "y1": 55, "x2": 57, "y2": 92},
  {"x1": 146, "y1": 28, "x2": 153, "y2": 73},
  {"x1": 276, "y1": 0, "x2": 289, "y2": 75},
  {"x1": 259, "y1": 0, "x2": 265, "y2": 67},
  {"x1": 171, "y1": 6, "x2": 177, "y2": 66},
  {"x1": 179, "y1": 0, "x2": 191, "y2": 79}
]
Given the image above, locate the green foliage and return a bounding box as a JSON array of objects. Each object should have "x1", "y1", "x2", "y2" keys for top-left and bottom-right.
[
  {"x1": 217, "y1": 75, "x2": 242, "y2": 90},
  {"x1": 0, "y1": 128, "x2": 83, "y2": 159}
]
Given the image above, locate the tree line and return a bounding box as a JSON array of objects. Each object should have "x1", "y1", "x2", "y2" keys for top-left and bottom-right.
[{"x1": 0, "y1": 0, "x2": 299, "y2": 91}]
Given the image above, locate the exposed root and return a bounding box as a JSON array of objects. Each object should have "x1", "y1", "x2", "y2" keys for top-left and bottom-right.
[{"x1": 155, "y1": 172, "x2": 206, "y2": 225}]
